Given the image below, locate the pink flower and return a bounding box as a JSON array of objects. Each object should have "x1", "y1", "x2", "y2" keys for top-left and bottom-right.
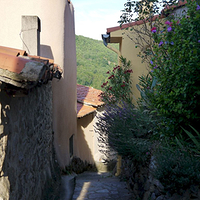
[
  {"x1": 102, "y1": 81, "x2": 108, "y2": 86},
  {"x1": 113, "y1": 66, "x2": 120, "y2": 71},
  {"x1": 127, "y1": 69, "x2": 133, "y2": 73},
  {"x1": 121, "y1": 84, "x2": 126, "y2": 87},
  {"x1": 124, "y1": 69, "x2": 133, "y2": 74},
  {"x1": 98, "y1": 93, "x2": 103, "y2": 97},
  {"x1": 151, "y1": 27, "x2": 157, "y2": 33},
  {"x1": 106, "y1": 71, "x2": 110, "y2": 74},
  {"x1": 165, "y1": 21, "x2": 172, "y2": 26},
  {"x1": 108, "y1": 75, "x2": 114, "y2": 79},
  {"x1": 108, "y1": 87, "x2": 112, "y2": 90}
]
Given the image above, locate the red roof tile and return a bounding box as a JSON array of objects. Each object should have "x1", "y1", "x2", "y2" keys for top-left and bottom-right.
[
  {"x1": 0, "y1": 45, "x2": 27, "y2": 56},
  {"x1": 0, "y1": 46, "x2": 62, "y2": 90},
  {"x1": 77, "y1": 84, "x2": 104, "y2": 107},
  {"x1": 107, "y1": 14, "x2": 164, "y2": 33},
  {"x1": 77, "y1": 84, "x2": 104, "y2": 118},
  {"x1": 0, "y1": 52, "x2": 36, "y2": 74},
  {"x1": 77, "y1": 102, "x2": 96, "y2": 118},
  {"x1": 163, "y1": 0, "x2": 187, "y2": 12},
  {"x1": 107, "y1": 1, "x2": 187, "y2": 33}
]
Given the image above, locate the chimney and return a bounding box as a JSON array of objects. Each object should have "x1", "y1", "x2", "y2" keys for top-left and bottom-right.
[{"x1": 21, "y1": 16, "x2": 41, "y2": 56}]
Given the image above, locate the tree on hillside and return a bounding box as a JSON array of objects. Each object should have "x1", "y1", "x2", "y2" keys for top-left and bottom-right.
[{"x1": 76, "y1": 35, "x2": 118, "y2": 89}]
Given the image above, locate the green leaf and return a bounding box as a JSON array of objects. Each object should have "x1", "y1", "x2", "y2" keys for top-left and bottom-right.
[{"x1": 182, "y1": 126, "x2": 200, "y2": 150}]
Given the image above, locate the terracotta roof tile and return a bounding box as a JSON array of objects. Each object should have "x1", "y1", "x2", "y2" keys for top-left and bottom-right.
[
  {"x1": 77, "y1": 102, "x2": 96, "y2": 118},
  {"x1": 77, "y1": 84, "x2": 104, "y2": 107},
  {"x1": 107, "y1": 14, "x2": 165, "y2": 33},
  {"x1": 107, "y1": 1, "x2": 187, "y2": 33},
  {"x1": 163, "y1": 0, "x2": 187, "y2": 12},
  {"x1": 0, "y1": 45, "x2": 62, "y2": 91},
  {"x1": 0, "y1": 45, "x2": 27, "y2": 56},
  {"x1": 0, "y1": 52, "x2": 36, "y2": 74},
  {"x1": 77, "y1": 84, "x2": 104, "y2": 118}
]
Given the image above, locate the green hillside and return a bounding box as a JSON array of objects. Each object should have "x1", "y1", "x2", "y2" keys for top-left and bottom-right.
[{"x1": 76, "y1": 35, "x2": 118, "y2": 89}]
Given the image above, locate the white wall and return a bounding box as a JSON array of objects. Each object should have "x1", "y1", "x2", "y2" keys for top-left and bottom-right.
[{"x1": 0, "y1": 0, "x2": 77, "y2": 168}]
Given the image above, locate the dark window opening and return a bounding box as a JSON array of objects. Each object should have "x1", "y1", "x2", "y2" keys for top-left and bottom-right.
[{"x1": 69, "y1": 135, "x2": 74, "y2": 157}]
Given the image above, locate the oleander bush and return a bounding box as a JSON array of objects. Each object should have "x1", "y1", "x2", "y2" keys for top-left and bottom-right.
[{"x1": 100, "y1": 56, "x2": 133, "y2": 105}]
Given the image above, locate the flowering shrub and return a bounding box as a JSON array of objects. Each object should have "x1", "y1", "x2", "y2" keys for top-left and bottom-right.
[
  {"x1": 95, "y1": 103, "x2": 153, "y2": 165},
  {"x1": 138, "y1": 0, "x2": 200, "y2": 137},
  {"x1": 110, "y1": 0, "x2": 200, "y2": 195},
  {"x1": 100, "y1": 56, "x2": 133, "y2": 105}
]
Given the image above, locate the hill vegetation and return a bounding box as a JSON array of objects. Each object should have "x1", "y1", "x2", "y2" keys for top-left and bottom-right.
[{"x1": 76, "y1": 35, "x2": 118, "y2": 89}]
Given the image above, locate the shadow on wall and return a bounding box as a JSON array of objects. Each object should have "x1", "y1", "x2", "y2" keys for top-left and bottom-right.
[
  {"x1": 0, "y1": 83, "x2": 61, "y2": 200},
  {"x1": 76, "y1": 115, "x2": 95, "y2": 165},
  {"x1": 0, "y1": 85, "x2": 11, "y2": 199},
  {"x1": 40, "y1": 45, "x2": 54, "y2": 60},
  {"x1": 76, "y1": 84, "x2": 96, "y2": 170}
]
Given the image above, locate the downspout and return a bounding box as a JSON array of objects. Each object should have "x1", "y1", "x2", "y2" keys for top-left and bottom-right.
[{"x1": 101, "y1": 34, "x2": 122, "y2": 176}]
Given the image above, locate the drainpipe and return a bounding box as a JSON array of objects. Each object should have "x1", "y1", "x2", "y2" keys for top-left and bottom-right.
[{"x1": 101, "y1": 34, "x2": 122, "y2": 176}]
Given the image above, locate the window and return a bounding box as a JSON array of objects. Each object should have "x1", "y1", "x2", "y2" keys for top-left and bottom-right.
[{"x1": 69, "y1": 135, "x2": 74, "y2": 157}]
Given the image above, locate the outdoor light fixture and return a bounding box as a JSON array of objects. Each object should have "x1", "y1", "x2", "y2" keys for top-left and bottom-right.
[{"x1": 102, "y1": 34, "x2": 110, "y2": 47}]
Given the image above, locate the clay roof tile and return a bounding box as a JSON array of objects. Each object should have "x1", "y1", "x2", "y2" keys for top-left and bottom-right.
[{"x1": 77, "y1": 84, "x2": 104, "y2": 118}]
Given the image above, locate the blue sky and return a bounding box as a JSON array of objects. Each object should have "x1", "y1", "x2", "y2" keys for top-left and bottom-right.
[{"x1": 72, "y1": 0, "x2": 127, "y2": 40}]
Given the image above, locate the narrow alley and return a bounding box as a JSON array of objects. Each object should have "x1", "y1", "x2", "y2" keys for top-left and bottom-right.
[{"x1": 72, "y1": 172, "x2": 133, "y2": 200}]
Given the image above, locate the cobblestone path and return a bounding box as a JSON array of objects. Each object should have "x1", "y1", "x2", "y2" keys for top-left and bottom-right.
[{"x1": 72, "y1": 172, "x2": 133, "y2": 200}]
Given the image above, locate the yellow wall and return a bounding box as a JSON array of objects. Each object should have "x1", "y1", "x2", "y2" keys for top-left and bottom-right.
[
  {"x1": 76, "y1": 107, "x2": 108, "y2": 171},
  {"x1": 108, "y1": 27, "x2": 149, "y2": 102},
  {"x1": 76, "y1": 114, "x2": 95, "y2": 163}
]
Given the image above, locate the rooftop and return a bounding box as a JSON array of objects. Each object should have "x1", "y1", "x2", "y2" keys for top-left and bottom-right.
[
  {"x1": 77, "y1": 84, "x2": 104, "y2": 118},
  {"x1": 106, "y1": 0, "x2": 187, "y2": 34},
  {"x1": 0, "y1": 45, "x2": 62, "y2": 95}
]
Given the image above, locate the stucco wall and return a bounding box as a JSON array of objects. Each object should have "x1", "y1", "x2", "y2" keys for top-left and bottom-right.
[
  {"x1": 109, "y1": 28, "x2": 149, "y2": 101},
  {"x1": 0, "y1": 0, "x2": 77, "y2": 167},
  {"x1": 76, "y1": 107, "x2": 111, "y2": 171},
  {"x1": 108, "y1": 7, "x2": 186, "y2": 102},
  {"x1": 76, "y1": 114, "x2": 95, "y2": 164},
  {"x1": 0, "y1": 83, "x2": 61, "y2": 200}
]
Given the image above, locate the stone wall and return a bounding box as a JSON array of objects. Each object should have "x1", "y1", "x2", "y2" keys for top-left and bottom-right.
[
  {"x1": 120, "y1": 157, "x2": 200, "y2": 200},
  {"x1": 0, "y1": 83, "x2": 61, "y2": 200}
]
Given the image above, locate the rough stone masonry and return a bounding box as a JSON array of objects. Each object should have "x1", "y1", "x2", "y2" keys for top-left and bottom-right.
[{"x1": 0, "y1": 82, "x2": 61, "y2": 200}]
